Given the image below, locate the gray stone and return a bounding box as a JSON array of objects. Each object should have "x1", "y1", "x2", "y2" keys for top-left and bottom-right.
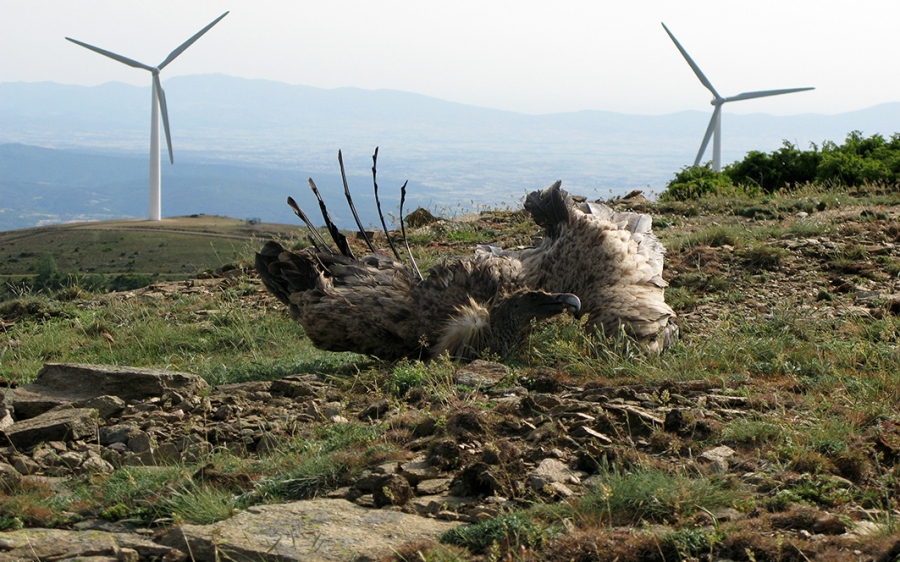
[
  {"x1": 81, "y1": 453, "x2": 114, "y2": 474},
  {"x1": 4, "y1": 408, "x2": 98, "y2": 450},
  {"x1": 699, "y1": 445, "x2": 736, "y2": 473},
  {"x1": 0, "y1": 528, "x2": 182, "y2": 561},
  {"x1": 416, "y1": 477, "x2": 453, "y2": 495},
  {"x1": 455, "y1": 360, "x2": 508, "y2": 389},
  {"x1": 322, "y1": 401, "x2": 343, "y2": 419},
  {"x1": 546, "y1": 481, "x2": 575, "y2": 497},
  {"x1": 75, "y1": 395, "x2": 126, "y2": 419},
  {"x1": 0, "y1": 461, "x2": 22, "y2": 490},
  {"x1": 399, "y1": 457, "x2": 442, "y2": 482},
  {"x1": 12, "y1": 363, "x2": 208, "y2": 419},
  {"x1": 528, "y1": 458, "x2": 581, "y2": 491},
  {"x1": 159, "y1": 498, "x2": 459, "y2": 562},
  {"x1": 155, "y1": 442, "x2": 181, "y2": 463},
  {"x1": 57, "y1": 451, "x2": 85, "y2": 469},
  {"x1": 11, "y1": 455, "x2": 40, "y2": 476},
  {"x1": 372, "y1": 473, "x2": 414, "y2": 507},
  {"x1": 0, "y1": 391, "x2": 13, "y2": 432},
  {"x1": 127, "y1": 431, "x2": 154, "y2": 454}
]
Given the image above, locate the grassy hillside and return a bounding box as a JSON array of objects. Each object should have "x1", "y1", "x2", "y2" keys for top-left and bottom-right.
[
  {"x1": 2, "y1": 184, "x2": 900, "y2": 559},
  {"x1": 0, "y1": 215, "x2": 300, "y2": 297}
]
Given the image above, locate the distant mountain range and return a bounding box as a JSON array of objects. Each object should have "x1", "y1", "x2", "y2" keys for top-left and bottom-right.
[{"x1": 1, "y1": 74, "x2": 899, "y2": 231}]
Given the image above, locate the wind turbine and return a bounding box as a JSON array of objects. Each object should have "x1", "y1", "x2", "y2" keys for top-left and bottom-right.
[
  {"x1": 661, "y1": 22, "x2": 814, "y2": 172},
  {"x1": 66, "y1": 12, "x2": 229, "y2": 221}
]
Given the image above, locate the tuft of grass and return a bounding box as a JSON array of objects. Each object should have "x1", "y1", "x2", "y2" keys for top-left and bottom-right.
[
  {"x1": 440, "y1": 511, "x2": 550, "y2": 554},
  {"x1": 667, "y1": 225, "x2": 748, "y2": 251},
  {"x1": 257, "y1": 422, "x2": 392, "y2": 501},
  {"x1": 386, "y1": 358, "x2": 458, "y2": 402},
  {"x1": 742, "y1": 244, "x2": 788, "y2": 271},
  {"x1": 570, "y1": 466, "x2": 743, "y2": 526}
]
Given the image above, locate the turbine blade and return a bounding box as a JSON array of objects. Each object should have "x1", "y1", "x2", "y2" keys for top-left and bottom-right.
[
  {"x1": 694, "y1": 105, "x2": 720, "y2": 166},
  {"x1": 157, "y1": 11, "x2": 229, "y2": 70},
  {"x1": 65, "y1": 37, "x2": 155, "y2": 71},
  {"x1": 153, "y1": 74, "x2": 174, "y2": 164},
  {"x1": 724, "y1": 87, "x2": 815, "y2": 103},
  {"x1": 660, "y1": 23, "x2": 721, "y2": 99}
]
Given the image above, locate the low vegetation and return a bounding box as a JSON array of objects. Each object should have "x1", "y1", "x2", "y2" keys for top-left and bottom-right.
[
  {"x1": 663, "y1": 130, "x2": 900, "y2": 200},
  {"x1": 3, "y1": 178, "x2": 900, "y2": 560}
]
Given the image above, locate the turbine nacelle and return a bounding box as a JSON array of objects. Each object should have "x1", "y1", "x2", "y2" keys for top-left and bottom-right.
[{"x1": 661, "y1": 22, "x2": 814, "y2": 172}]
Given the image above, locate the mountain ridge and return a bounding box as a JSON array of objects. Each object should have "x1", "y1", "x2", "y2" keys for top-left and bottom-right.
[{"x1": 2, "y1": 75, "x2": 899, "y2": 230}]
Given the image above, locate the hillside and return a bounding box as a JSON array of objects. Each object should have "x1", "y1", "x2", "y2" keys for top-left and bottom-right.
[
  {"x1": 1, "y1": 184, "x2": 900, "y2": 559},
  {"x1": 0, "y1": 214, "x2": 300, "y2": 295}
]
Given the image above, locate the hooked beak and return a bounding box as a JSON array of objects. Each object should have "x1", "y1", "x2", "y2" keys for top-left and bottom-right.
[{"x1": 553, "y1": 293, "x2": 581, "y2": 314}]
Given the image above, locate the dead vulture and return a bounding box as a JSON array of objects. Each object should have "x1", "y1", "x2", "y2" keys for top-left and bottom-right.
[
  {"x1": 514, "y1": 181, "x2": 678, "y2": 353},
  {"x1": 256, "y1": 150, "x2": 580, "y2": 362},
  {"x1": 257, "y1": 241, "x2": 580, "y2": 361}
]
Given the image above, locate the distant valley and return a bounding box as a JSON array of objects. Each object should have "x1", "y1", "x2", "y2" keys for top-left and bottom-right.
[{"x1": 2, "y1": 74, "x2": 900, "y2": 231}]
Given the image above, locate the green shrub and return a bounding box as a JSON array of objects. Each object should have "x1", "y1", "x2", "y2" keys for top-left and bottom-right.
[
  {"x1": 664, "y1": 131, "x2": 900, "y2": 201},
  {"x1": 440, "y1": 512, "x2": 548, "y2": 553},
  {"x1": 662, "y1": 164, "x2": 735, "y2": 201}
]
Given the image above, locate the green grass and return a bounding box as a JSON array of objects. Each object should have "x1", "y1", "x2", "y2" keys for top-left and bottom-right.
[
  {"x1": 0, "y1": 283, "x2": 364, "y2": 385},
  {"x1": 0, "y1": 215, "x2": 301, "y2": 299},
  {"x1": 440, "y1": 511, "x2": 551, "y2": 554},
  {"x1": 2, "y1": 420, "x2": 405, "y2": 527},
  {"x1": 4, "y1": 186, "x2": 900, "y2": 559},
  {"x1": 569, "y1": 467, "x2": 743, "y2": 526}
]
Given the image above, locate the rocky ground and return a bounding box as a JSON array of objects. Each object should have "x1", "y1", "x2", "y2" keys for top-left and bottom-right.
[{"x1": 2, "y1": 193, "x2": 900, "y2": 561}]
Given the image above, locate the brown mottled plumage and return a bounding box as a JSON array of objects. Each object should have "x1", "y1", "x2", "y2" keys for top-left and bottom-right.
[
  {"x1": 516, "y1": 181, "x2": 677, "y2": 353},
  {"x1": 256, "y1": 241, "x2": 580, "y2": 362}
]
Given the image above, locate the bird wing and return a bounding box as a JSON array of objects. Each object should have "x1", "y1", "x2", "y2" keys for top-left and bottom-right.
[
  {"x1": 518, "y1": 182, "x2": 676, "y2": 350},
  {"x1": 257, "y1": 241, "x2": 420, "y2": 360}
]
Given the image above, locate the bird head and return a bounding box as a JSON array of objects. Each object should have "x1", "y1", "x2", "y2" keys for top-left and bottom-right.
[{"x1": 488, "y1": 290, "x2": 581, "y2": 353}]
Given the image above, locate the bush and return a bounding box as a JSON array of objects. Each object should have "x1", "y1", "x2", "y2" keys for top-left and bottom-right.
[
  {"x1": 662, "y1": 164, "x2": 735, "y2": 201},
  {"x1": 726, "y1": 141, "x2": 821, "y2": 193},
  {"x1": 664, "y1": 131, "x2": 900, "y2": 200}
]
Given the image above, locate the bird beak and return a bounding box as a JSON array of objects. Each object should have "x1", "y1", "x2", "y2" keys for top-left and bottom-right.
[{"x1": 553, "y1": 293, "x2": 581, "y2": 314}]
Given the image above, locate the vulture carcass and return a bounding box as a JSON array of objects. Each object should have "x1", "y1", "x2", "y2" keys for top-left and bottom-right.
[
  {"x1": 257, "y1": 241, "x2": 580, "y2": 362},
  {"x1": 512, "y1": 181, "x2": 678, "y2": 353}
]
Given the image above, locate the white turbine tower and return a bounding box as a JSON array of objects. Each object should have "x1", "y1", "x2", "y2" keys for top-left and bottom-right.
[
  {"x1": 661, "y1": 22, "x2": 814, "y2": 172},
  {"x1": 66, "y1": 12, "x2": 229, "y2": 221}
]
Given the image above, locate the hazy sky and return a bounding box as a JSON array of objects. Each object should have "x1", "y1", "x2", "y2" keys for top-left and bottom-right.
[{"x1": 2, "y1": 1, "x2": 896, "y2": 116}]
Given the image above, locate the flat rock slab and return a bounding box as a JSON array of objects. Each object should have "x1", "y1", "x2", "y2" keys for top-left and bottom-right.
[
  {"x1": 160, "y1": 498, "x2": 461, "y2": 562},
  {"x1": 13, "y1": 363, "x2": 208, "y2": 419},
  {"x1": 4, "y1": 408, "x2": 98, "y2": 450},
  {"x1": 0, "y1": 528, "x2": 182, "y2": 562}
]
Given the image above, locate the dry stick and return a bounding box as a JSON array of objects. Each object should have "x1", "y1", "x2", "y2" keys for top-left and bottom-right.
[
  {"x1": 308, "y1": 178, "x2": 355, "y2": 259},
  {"x1": 338, "y1": 150, "x2": 377, "y2": 255},
  {"x1": 371, "y1": 147, "x2": 402, "y2": 260},
  {"x1": 287, "y1": 196, "x2": 332, "y2": 253},
  {"x1": 399, "y1": 180, "x2": 423, "y2": 281}
]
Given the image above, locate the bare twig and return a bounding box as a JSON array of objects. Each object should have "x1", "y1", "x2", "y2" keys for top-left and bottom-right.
[
  {"x1": 286, "y1": 196, "x2": 332, "y2": 253},
  {"x1": 339, "y1": 150, "x2": 377, "y2": 254},
  {"x1": 399, "y1": 180, "x2": 423, "y2": 281},
  {"x1": 372, "y1": 147, "x2": 402, "y2": 260},
  {"x1": 308, "y1": 178, "x2": 354, "y2": 259}
]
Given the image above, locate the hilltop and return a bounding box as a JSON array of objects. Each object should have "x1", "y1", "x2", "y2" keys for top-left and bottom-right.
[
  {"x1": 0, "y1": 214, "x2": 300, "y2": 297},
  {"x1": 1, "y1": 185, "x2": 900, "y2": 560}
]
